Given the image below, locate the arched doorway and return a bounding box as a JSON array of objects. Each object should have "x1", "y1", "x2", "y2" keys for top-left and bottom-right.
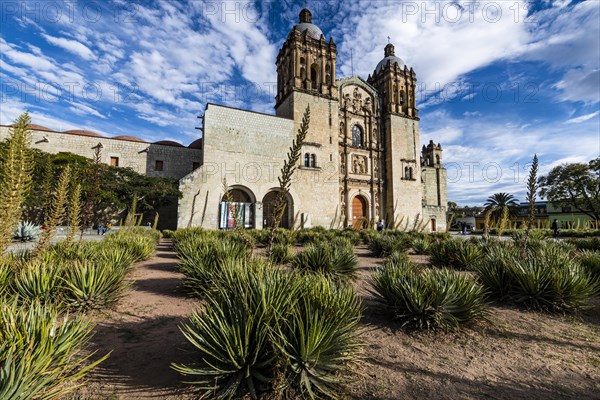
[
  {"x1": 220, "y1": 186, "x2": 255, "y2": 229},
  {"x1": 351, "y1": 195, "x2": 368, "y2": 229},
  {"x1": 263, "y1": 190, "x2": 294, "y2": 229}
]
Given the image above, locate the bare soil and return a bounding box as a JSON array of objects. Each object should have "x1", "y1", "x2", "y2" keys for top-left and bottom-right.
[{"x1": 69, "y1": 241, "x2": 600, "y2": 399}]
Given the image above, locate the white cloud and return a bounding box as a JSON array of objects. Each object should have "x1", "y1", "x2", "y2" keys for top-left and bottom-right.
[
  {"x1": 565, "y1": 111, "x2": 599, "y2": 124},
  {"x1": 41, "y1": 34, "x2": 96, "y2": 61},
  {"x1": 336, "y1": 1, "x2": 531, "y2": 88}
]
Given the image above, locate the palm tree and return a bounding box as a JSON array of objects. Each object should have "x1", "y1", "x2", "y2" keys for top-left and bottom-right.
[{"x1": 484, "y1": 192, "x2": 520, "y2": 220}]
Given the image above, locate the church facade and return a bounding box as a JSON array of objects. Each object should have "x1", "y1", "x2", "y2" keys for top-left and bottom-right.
[{"x1": 177, "y1": 8, "x2": 447, "y2": 231}]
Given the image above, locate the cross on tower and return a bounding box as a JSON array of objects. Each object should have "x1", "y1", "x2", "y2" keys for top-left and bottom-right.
[{"x1": 387, "y1": 36, "x2": 391, "y2": 44}]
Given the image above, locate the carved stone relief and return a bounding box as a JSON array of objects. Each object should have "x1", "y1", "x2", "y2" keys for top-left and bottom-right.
[{"x1": 351, "y1": 154, "x2": 368, "y2": 175}]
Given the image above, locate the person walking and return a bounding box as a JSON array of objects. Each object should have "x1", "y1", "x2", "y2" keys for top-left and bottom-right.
[
  {"x1": 377, "y1": 220, "x2": 384, "y2": 232},
  {"x1": 551, "y1": 219, "x2": 560, "y2": 238}
]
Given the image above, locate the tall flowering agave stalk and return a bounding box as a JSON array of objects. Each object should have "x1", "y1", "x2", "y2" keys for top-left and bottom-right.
[{"x1": 0, "y1": 112, "x2": 33, "y2": 254}]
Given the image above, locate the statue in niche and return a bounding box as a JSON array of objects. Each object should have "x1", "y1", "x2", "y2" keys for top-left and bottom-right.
[
  {"x1": 352, "y1": 155, "x2": 368, "y2": 175},
  {"x1": 363, "y1": 97, "x2": 372, "y2": 113},
  {"x1": 352, "y1": 157, "x2": 359, "y2": 174},
  {"x1": 340, "y1": 155, "x2": 346, "y2": 174},
  {"x1": 344, "y1": 93, "x2": 351, "y2": 109},
  {"x1": 352, "y1": 88, "x2": 362, "y2": 113},
  {"x1": 339, "y1": 122, "x2": 345, "y2": 139},
  {"x1": 359, "y1": 157, "x2": 366, "y2": 174}
]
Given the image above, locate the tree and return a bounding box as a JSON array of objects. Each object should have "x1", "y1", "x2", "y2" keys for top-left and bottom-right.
[
  {"x1": 0, "y1": 146, "x2": 182, "y2": 226},
  {"x1": 539, "y1": 157, "x2": 600, "y2": 221},
  {"x1": 484, "y1": 192, "x2": 519, "y2": 220}
]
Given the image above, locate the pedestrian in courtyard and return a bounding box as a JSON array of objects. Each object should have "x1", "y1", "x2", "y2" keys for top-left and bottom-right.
[
  {"x1": 377, "y1": 220, "x2": 384, "y2": 232},
  {"x1": 461, "y1": 222, "x2": 467, "y2": 235},
  {"x1": 551, "y1": 219, "x2": 560, "y2": 238},
  {"x1": 97, "y1": 223, "x2": 103, "y2": 235}
]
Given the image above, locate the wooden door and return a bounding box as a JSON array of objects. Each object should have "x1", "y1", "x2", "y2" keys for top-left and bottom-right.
[{"x1": 352, "y1": 196, "x2": 367, "y2": 228}]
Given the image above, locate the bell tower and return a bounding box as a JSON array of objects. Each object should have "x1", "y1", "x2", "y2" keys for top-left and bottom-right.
[
  {"x1": 368, "y1": 43, "x2": 417, "y2": 117},
  {"x1": 273, "y1": 7, "x2": 340, "y2": 228},
  {"x1": 275, "y1": 8, "x2": 338, "y2": 115},
  {"x1": 369, "y1": 42, "x2": 422, "y2": 227}
]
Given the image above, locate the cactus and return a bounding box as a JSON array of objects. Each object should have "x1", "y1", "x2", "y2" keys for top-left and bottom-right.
[{"x1": 13, "y1": 221, "x2": 42, "y2": 242}]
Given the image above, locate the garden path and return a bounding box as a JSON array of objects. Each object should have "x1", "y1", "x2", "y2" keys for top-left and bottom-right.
[{"x1": 70, "y1": 239, "x2": 197, "y2": 400}]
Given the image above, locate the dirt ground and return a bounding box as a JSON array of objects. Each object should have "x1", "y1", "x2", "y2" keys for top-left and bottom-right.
[{"x1": 69, "y1": 241, "x2": 600, "y2": 400}]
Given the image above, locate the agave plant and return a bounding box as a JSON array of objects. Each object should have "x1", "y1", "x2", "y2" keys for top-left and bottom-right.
[
  {"x1": 12, "y1": 261, "x2": 62, "y2": 303},
  {"x1": 173, "y1": 261, "x2": 364, "y2": 399},
  {"x1": 268, "y1": 243, "x2": 293, "y2": 264},
  {"x1": 370, "y1": 265, "x2": 489, "y2": 330},
  {"x1": 276, "y1": 276, "x2": 363, "y2": 399},
  {"x1": 411, "y1": 237, "x2": 431, "y2": 255},
  {"x1": 12, "y1": 221, "x2": 41, "y2": 242},
  {"x1": 0, "y1": 260, "x2": 13, "y2": 297},
  {"x1": 368, "y1": 234, "x2": 410, "y2": 257},
  {"x1": 0, "y1": 300, "x2": 107, "y2": 400},
  {"x1": 430, "y1": 240, "x2": 483, "y2": 270},
  {"x1": 60, "y1": 260, "x2": 129, "y2": 311},
  {"x1": 475, "y1": 241, "x2": 599, "y2": 311},
  {"x1": 577, "y1": 250, "x2": 600, "y2": 277},
  {"x1": 178, "y1": 237, "x2": 250, "y2": 297},
  {"x1": 291, "y1": 242, "x2": 358, "y2": 282},
  {"x1": 172, "y1": 262, "x2": 299, "y2": 399}
]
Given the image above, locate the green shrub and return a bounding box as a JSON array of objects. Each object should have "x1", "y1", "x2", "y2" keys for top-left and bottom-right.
[
  {"x1": 368, "y1": 234, "x2": 410, "y2": 257},
  {"x1": 577, "y1": 250, "x2": 600, "y2": 277},
  {"x1": 430, "y1": 240, "x2": 483, "y2": 270},
  {"x1": 103, "y1": 233, "x2": 157, "y2": 261},
  {"x1": 370, "y1": 265, "x2": 488, "y2": 330},
  {"x1": 0, "y1": 300, "x2": 107, "y2": 399},
  {"x1": 269, "y1": 243, "x2": 293, "y2": 264},
  {"x1": 411, "y1": 237, "x2": 431, "y2": 255},
  {"x1": 475, "y1": 242, "x2": 599, "y2": 311},
  {"x1": 295, "y1": 229, "x2": 328, "y2": 245},
  {"x1": 359, "y1": 229, "x2": 377, "y2": 244},
  {"x1": 178, "y1": 237, "x2": 250, "y2": 297},
  {"x1": 291, "y1": 242, "x2": 358, "y2": 282},
  {"x1": 566, "y1": 237, "x2": 600, "y2": 251}
]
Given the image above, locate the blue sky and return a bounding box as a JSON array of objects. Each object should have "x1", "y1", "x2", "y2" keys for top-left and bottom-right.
[{"x1": 1, "y1": 0, "x2": 598, "y2": 205}]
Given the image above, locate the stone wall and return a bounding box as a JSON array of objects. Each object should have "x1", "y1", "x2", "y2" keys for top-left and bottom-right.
[
  {"x1": 178, "y1": 98, "x2": 342, "y2": 230},
  {"x1": 0, "y1": 125, "x2": 202, "y2": 180}
]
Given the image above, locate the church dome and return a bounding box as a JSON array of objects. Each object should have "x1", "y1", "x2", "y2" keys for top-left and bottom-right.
[
  {"x1": 374, "y1": 43, "x2": 405, "y2": 74},
  {"x1": 292, "y1": 8, "x2": 324, "y2": 40}
]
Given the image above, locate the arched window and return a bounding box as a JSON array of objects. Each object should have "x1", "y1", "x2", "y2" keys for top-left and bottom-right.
[
  {"x1": 352, "y1": 125, "x2": 363, "y2": 147},
  {"x1": 304, "y1": 153, "x2": 310, "y2": 167},
  {"x1": 436, "y1": 155, "x2": 440, "y2": 165},
  {"x1": 310, "y1": 154, "x2": 317, "y2": 168},
  {"x1": 325, "y1": 64, "x2": 331, "y2": 86}
]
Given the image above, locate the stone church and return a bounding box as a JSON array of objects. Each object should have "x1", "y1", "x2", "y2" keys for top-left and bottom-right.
[
  {"x1": 177, "y1": 8, "x2": 447, "y2": 231},
  {"x1": 0, "y1": 7, "x2": 447, "y2": 231}
]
